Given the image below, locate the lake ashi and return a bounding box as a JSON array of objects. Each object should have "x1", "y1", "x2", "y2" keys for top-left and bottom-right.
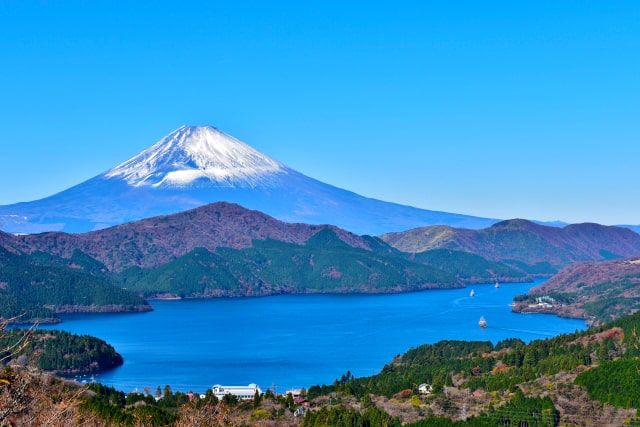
[{"x1": 40, "y1": 281, "x2": 585, "y2": 393}]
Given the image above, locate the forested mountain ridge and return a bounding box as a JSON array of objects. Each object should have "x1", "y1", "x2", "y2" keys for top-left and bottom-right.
[
  {"x1": 119, "y1": 230, "x2": 459, "y2": 298},
  {"x1": 4, "y1": 202, "x2": 372, "y2": 271}
]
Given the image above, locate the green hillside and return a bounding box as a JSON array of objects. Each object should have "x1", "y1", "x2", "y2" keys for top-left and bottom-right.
[
  {"x1": 411, "y1": 249, "x2": 528, "y2": 282},
  {"x1": 0, "y1": 247, "x2": 150, "y2": 323}
]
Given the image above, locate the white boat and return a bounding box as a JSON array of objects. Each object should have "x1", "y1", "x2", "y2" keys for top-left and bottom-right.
[
  {"x1": 478, "y1": 316, "x2": 487, "y2": 328},
  {"x1": 469, "y1": 289, "x2": 475, "y2": 297},
  {"x1": 494, "y1": 282, "x2": 500, "y2": 288}
]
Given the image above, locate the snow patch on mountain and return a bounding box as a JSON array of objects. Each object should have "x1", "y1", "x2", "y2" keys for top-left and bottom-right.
[{"x1": 104, "y1": 125, "x2": 285, "y2": 187}]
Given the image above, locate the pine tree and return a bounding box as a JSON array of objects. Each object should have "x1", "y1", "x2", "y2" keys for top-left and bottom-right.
[{"x1": 253, "y1": 389, "x2": 262, "y2": 408}]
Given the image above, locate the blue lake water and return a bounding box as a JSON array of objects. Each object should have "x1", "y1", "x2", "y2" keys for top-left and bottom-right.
[{"x1": 41, "y1": 281, "x2": 585, "y2": 393}]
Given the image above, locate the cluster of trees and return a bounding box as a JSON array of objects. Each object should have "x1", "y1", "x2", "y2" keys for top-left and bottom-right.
[
  {"x1": 79, "y1": 383, "x2": 232, "y2": 425},
  {"x1": 303, "y1": 392, "x2": 558, "y2": 427},
  {"x1": 582, "y1": 291, "x2": 640, "y2": 323},
  {"x1": 37, "y1": 331, "x2": 123, "y2": 373},
  {"x1": 303, "y1": 406, "x2": 401, "y2": 427},
  {"x1": 80, "y1": 384, "x2": 179, "y2": 426},
  {"x1": 410, "y1": 392, "x2": 558, "y2": 426},
  {"x1": 575, "y1": 358, "x2": 640, "y2": 409},
  {"x1": 0, "y1": 329, "x2": 122, "y2": 374}
]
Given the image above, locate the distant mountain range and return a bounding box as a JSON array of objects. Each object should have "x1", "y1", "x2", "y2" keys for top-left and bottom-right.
[
  {"x1": 620, "y1": 224, "x2": 640, "y2": 234},
  {"x1": 0, "y1": 125, "x2": 496, "y2": 235},
  {"x1": 380, "y1": 218, "x2": 640, "y2": 269}
]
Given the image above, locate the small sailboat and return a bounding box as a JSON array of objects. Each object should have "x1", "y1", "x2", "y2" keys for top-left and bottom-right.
[
  {"x1": 469, "y1": 289, "x2": 475, "y2": 297},
  {"x1": 494, "y1": 281, "x2": 500, "y2": 289},
  {"x1": 478, "y1": 316, "x2": 487, "y2": 328}
]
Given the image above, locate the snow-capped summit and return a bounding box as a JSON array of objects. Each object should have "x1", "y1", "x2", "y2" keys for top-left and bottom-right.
[
  {"x1": 0, "y1": 124, "x2": 497, "y2": 234},
  {"x1": 104, "y1": 125, "x2": 285, "y2": 188}
]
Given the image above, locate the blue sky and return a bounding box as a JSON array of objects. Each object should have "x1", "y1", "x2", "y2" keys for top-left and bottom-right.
[{"x1": 0, "y1": 1, "x2": 638, "y2": 224}]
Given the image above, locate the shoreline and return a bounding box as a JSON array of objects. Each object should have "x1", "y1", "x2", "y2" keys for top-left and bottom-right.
[
  {"x1": 142, "y1": 277, "x2": 545, "y2": 302},
  {"x1": 13, "y1": 279, "x2": 546, "y2": 326},
  {"x1": 8, "y1": 279, "x2": 542, "y2": 326},
  {"x1": 6, "y1": 303, "x2": 153, "y2": 326},
  {"x1": 511, "y1": 302, "x2": 599, "y2": 327}
]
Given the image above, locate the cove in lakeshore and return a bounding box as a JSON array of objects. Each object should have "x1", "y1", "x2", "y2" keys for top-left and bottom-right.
[{"x1": 40, "y1": 281, "x2": 585, "y2": 393}]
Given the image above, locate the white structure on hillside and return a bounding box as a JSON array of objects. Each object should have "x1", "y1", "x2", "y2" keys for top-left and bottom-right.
[
  {"x1": 212, "y1": 384, "x2": 262, "y2": 400},
  {"x1": 418, "y1": 383, "x2": 433, "y2": 395},
  {"x1": 285, "y1": 388, "x2": 303, "y2": 398}
]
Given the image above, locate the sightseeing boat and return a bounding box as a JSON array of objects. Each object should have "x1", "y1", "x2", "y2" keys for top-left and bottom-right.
[{"x1": 478, "y1": 316, "x2": 487, "y2": 328}]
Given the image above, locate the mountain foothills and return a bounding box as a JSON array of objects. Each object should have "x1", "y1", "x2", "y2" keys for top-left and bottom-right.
[
  {"x1": 0, "y1": 244, "x2": 150, "y2": 323},
  {"x1": 381, "y1": 219, "x2": 640, "y2": 270},
  {"x1": 514, "y1": 257, "x2": 640, "y2": 324},
  {"x1": 0, "y1": 125, "x2": 495, "y2": 235}
]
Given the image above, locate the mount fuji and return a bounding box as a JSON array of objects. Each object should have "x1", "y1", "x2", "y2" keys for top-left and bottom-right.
[{"x1": 0, "y1": 125, "x2": 497, "y2": 234}]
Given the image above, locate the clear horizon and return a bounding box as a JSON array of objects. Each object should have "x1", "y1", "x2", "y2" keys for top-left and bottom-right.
[{"x1": 1, "y1": 1, "x2": 638, "y2": 225}]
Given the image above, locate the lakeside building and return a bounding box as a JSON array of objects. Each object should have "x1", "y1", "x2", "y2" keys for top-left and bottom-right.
[
  {"x1": 212, "y1": 384, "x2": 262, "y2": 400},
  {"x1": 528, "y1": 296, "x2": 556, "y2": 310}
]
